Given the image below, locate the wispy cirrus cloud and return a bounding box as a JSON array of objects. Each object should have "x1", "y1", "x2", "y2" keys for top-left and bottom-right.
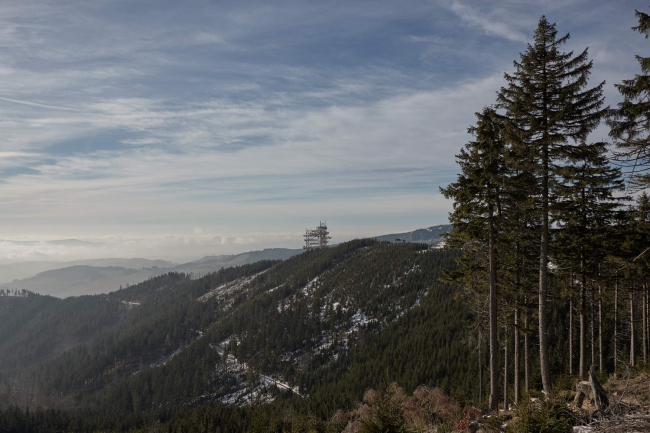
[
  {"x1": 447, "y1": 1, "x2": 530, "y2": 43},
  {"x1": 0, "y1": 96, "x2": 81, "y2": 111},
  {"x1": 0, "y1": 0, "x2": 643, "y2": 259}
]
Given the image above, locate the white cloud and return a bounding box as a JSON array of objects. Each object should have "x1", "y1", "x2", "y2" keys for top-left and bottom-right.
[
  {"x1": 0, "y1": 96, "x2": 81, "y2": 112},
  {"x1": 0, "y1": 0, "x2": 641, "y2": 261},
  {"x1": 449, "y1": 1, "x2": 529, "y2": 43}
]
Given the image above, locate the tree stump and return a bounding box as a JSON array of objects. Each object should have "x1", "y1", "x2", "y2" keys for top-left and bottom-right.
[
  {"x1": 576, "y1": 381, "x2": 592, "y2": 398},
  {"x1": 589, "y1": 365, "x2": 609, "y2": 411}
]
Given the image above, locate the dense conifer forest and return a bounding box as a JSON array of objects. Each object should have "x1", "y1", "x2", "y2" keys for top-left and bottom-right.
[
  {"x1": 0, "y1": 241, "x2": 478, "y2": 431},
  {"x1": 3, "y1": 8, "x2": 650, "y2": 433}
]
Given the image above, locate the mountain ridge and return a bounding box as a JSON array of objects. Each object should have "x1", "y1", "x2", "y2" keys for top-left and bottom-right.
[
  {"x1": 0, "y1": 248, "x2": 303, "y2": 298},
  {"x1": 374, "y1": 224, "x2": 451, "y2": 244},
  {"x1": 0, "y1": 225, "x2": 450, "y2": 299}
]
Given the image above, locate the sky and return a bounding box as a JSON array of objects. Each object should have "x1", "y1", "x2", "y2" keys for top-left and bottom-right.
[{"x1": 0, "y1": 0, "x2": 646, "y2": 263}]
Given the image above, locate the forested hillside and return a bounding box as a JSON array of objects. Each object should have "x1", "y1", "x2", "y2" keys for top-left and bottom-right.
[{"x1": 0, "y1": 240, "x2": 476, "y2": 431}]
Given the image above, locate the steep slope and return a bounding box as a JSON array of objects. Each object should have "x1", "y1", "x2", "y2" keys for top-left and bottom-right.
[
  {"x1": 0, "y1": 292, "x2": 127, "y2": 384},
  {"x1": 1, "y1": 240, "x2": 475, "y2": 420}
]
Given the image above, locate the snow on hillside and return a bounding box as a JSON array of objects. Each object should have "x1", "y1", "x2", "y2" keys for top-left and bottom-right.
[
  {"x1": 210, "y1": 337, "x2": 301, "y2": 406},
  {"x1": 197, "y1": 270, "x2": 268, "y2": 304}
]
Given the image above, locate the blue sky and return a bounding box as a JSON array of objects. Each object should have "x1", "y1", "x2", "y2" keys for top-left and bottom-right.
[{"x1": 0, "y1": 0, "x2": 645, "y2": 262}]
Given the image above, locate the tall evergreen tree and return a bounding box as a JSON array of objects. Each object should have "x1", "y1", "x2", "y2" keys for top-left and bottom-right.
[
  {"x1": 496, "y1": 17, "x2": 606, "y2": 394},
  {"x1": 553, "y1": 141, "x2": 625, "y2": 378},
  {"x1": 608, "y1": 8, "x2": 650, "y2": 190},
  {"x1": 441, "y1": 107, "x2": 507, "y2": 411}
]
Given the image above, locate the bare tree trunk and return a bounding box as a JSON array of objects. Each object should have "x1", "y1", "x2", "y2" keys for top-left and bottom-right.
[
  {"x1": 514, "y1": 306, "x2": 520, "y2": 404},
  {"x1": 489, "y1": 213, "x2": 499, "y2": 411},
  {"x1": 591, "y1": 289, "x2": 596, "y2": 369},
  {"x1": 599, "y1": 286, "x2": 604, "y2": 373},
  {"x1": 641, "y1": 283, "x2": 648, "y2": 364},
  {"x1": 579, "y1": 267, "x2": 587, "y2": 379},
  {"x1": 524, "y1": 306, "x2": 530, "y2": 394},
  {"x1": 644, "y1": 282, "x2": 650, "y2": 364},
  {"x1": 614, "y1": 274, "x2": 619, "y2": 373},
  {"x1": 631, "y1": 288, "x2": 636, "y2": 368},
  {"x1": 538, "y1": 147, "x2": 552, "y2": 395},
  {"x1": 569, "y1": 297, "x2": 574, "y2": 375},
  {"x1": 504, "y1": 327, "x2": 509, "y2": 410},
  {"x1": 478, "y1": 326, "x2": 482, "y2": 403}
]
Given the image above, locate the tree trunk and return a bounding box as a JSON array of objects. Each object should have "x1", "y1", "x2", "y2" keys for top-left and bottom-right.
[
  {"x1": 641, "y1": 283, "x2": 648, "y2": 364},
  {"x1": 644, "y1": 282, "x2": 650, "y2": 364},
  {"x1": 504, "y1": 327, "x2": 509, "y2": 410},
  {"x1": 591, "y1": 289, "x2": 596, "y2": 369},
  {"x1": 524, "y1": 307, "x2": 530, "y2": 394},
  {"x1": 539, "y1": 162, "x2": 552, "y2": 394},
  {"x1": 478, "y1": 326, "x2": 483, "y2": 403},
  {"x1": 579, "y1": 269, "x2": 587, "y2": 379},
  {"x1": 569, "y1": 297, "x2": 574, "y2": 375},
  {"x1": 614, "y1": 274, "x2": 619, "y2": 373},
  {"x1": 514, "y1": 306, "x2": 520, "y2": 404},
  {"x1": 599, "y1": 286, "x2": 604, "y2": 373},
  {"x1": 489, "y1": 213, "x2": 499, "y2": 411},
  {"x1": 631, "y1": 289, "x2": 636, "y2": 368}
]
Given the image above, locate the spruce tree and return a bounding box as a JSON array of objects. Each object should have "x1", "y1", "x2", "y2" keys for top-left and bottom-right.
[
  {"x1": 441, "y1": 107, "x2": 507, "y2": 410},
  {"x1": 553, "y1": 142, "x2": 625, "y2": 378},
  {"x1": 496, "y1": 17, "x2": 606, "y2": 393},
  {"x1": 608, "y1": 8, "x2": 650, "y2": 190}
]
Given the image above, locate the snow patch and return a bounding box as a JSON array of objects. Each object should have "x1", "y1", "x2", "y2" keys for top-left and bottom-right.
[
  {"x1": 210, "y1": 336, "x2": 301, "y2": 406},
  {"x1": 197, "y1": 270, "x2": 268, "y2": 303}
]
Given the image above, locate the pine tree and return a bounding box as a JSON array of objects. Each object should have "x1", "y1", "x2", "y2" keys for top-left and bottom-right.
[
  {"x1": 553, "y1": 141, "x2": 625, "y2": 378},
  {"x1": 608, "y1": 8, "x2": 650, "y2": 190},
  {"x1": 496, "y1": 16, "x2": 606, "y2": 394},
  {"x1": 441, "y1": 107, "x2": 507, "y2": 411}
]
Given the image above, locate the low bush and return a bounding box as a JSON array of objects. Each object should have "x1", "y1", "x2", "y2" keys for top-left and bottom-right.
[{"x1": 509, "y1": 398, "x2": 579, "y2": 433}]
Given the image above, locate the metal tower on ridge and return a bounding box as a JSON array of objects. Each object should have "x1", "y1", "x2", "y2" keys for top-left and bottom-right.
[{"x1": 303, "y1": 222, "x2": 331, "y2": 250}]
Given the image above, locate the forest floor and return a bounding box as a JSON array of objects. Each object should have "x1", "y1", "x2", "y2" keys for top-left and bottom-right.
[{"x1": 572, "y1": 371, "x2": 650, "y2": 432}]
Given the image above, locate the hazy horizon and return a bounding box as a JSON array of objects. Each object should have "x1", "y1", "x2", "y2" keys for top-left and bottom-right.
[{"x1": 0, "y1": 222, "x2": 451, "y2": 264}]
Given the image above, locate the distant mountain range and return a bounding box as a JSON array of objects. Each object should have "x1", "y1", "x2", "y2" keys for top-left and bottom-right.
[
  {"x1": 0, "y1": 258, "x2": 176, "y2": 283},
  {"x1": 0, "y1": 226, "x2": 450, "y2": 298},
  {"x1": 173, "y1": 248, "x2": 302, "y2": 276},
  {"x1": 375, "y1": 224, "x2": 451, "y2": 244},
  {"x1": 0, "y1": 238, "x2": 104, "y2": 247},
  {"x1": 2, "y1": 265, "x2": 164, "y2": 298},
  {"x1": 0, "y1": 249, "x2": 302, "y2": 298}
]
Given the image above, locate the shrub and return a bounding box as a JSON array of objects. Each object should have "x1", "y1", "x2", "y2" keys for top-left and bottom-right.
[{"x1": 509, "y1": 398, "x2": 579, "y2": 433}]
